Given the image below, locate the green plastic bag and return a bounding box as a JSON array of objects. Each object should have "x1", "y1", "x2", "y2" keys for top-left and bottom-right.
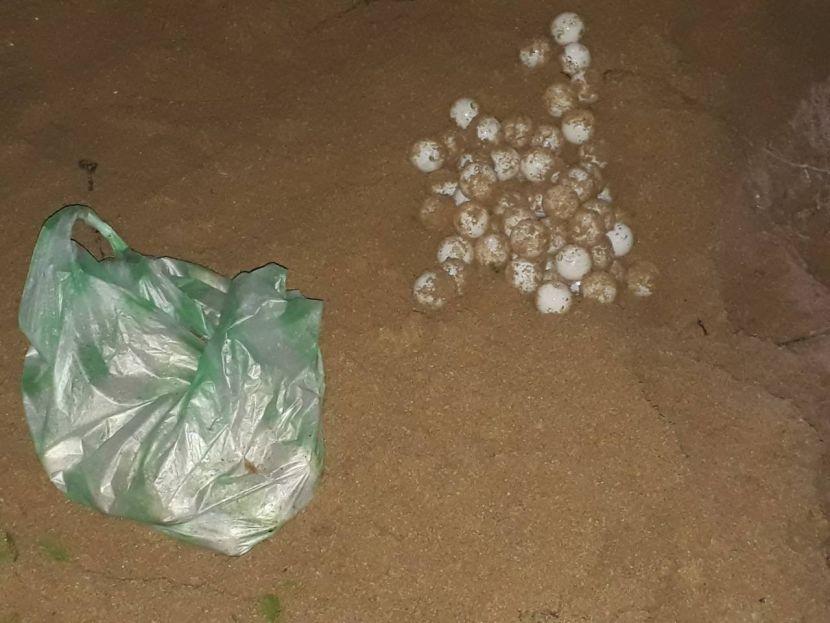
[{"x1": 18, "y1": 205, "x2": 324, "y2": 555}]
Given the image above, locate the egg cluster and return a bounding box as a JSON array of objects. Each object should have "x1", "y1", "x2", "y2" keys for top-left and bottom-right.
[{"x1": 409, "y1": 12, "x2": 658, "y2": 314}]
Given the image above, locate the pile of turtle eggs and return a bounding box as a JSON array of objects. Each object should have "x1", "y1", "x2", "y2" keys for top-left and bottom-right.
[{"x1": 410, "y1": 11, "x2": 658, "y2": 314}]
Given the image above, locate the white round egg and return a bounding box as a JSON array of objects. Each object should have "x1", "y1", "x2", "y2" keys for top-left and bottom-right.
[
  {"x1": 475, "y1": 116, "x2": 503, "y2": 145},
  {"x1": 507, "y1": 257, "x2": 543, "y2": 295},
  {"x1": 606, "y1": 222, "x2": 634, "y2": 257},
  {"x1": 437, "y1": 235, "x2": 474, "y2": 264},
  {"x1": 562, "y1": 109, "x2": 595, "y2": 145},
  {"x1": 556, "y1": 244, "x2": 592, "y2": 281},
  {"x1": 536, "y1": 281, "x2": 573, "y2": 314},
  {"x1": 559, "y1": 42, "x2": 591, "y2": 76},
  {"x1": 519, "y1": 38, "x2": 552, "y2": 69},
  {"x1": 550, "y1": 12, "x2": 585, "y2": 46},
  {"x1": 490, "y1": 146, "x2": 521, "y2": 181},
  {"x1": 454, "y1": 201, "x2": 490, "y2": 239},
  {"x1": 450, "y1": 97, "x2": 480, "y2": 130},
  {"x1": 520, "y1": 147, "x2": 556, "y2": 183},
  {"x1": 409, "y1": 139, "x2": 446, "y2": 173}
]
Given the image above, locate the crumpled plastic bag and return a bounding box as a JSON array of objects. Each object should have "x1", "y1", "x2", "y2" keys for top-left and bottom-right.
[{"x1": 18, "y1": 205, "x2": 325, "y2": 555}]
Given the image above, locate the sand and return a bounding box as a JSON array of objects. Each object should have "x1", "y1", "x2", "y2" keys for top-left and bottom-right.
[{"x1": 1, "y1": 1, "x2": 829, "y2": 621}]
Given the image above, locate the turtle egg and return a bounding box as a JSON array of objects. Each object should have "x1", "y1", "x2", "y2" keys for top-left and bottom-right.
[
  {"x1": 571, "y1": 69, "x2": 600, "y2": 104},
  {"x1": 493, "y1": 189, "x2": 527, "y2": 216},
  {"x1": 583, "y1": 199, "x2": 615, "y2": 231},
  {"x1": 510, "y1": 219, "x2": 550, "y2": 260},
  {"x1": 459, "y1": 162, "x2": 498, "y2": 201},
  {"x1": 560, "y1": 42, "x2": 591, "y2": 76},
  {"x1": 579, "y1": 139, "x2": 610, "y2": 169},
  {"x1": 475, "y1": 232, "x2": 511, "y2": 270},
  {"x1": 536, "y1": 281, "x2": 573, "y2": 314},
  {"x1": 520, "y1": 148, "x2": 556, "y2": 183},
  {"x1": 582, "y1": 271, "x2": 618, "y2": 304},
  {"x1": 563, "y1": 166, "x2": 596, "y2": 202},
  {"x1": 502, "y1": 205, "x2": 536, "y2": 236},
  {"x1": 503, "y1": 115, "x2": 534, "y2": 149},
  {"x1": 427, "y1": 169, "x2": 458, "y2": 196},
  {"x1": 627, "y1": 261, "x2": 659, "y2": 297},
  {"x1": 413, "y1": 270, "x2": 456, "y2": 311},
  {"x1": 475, "y1": 115, "x2": 503, "y2": 145},
  {"x1": 441, "y1": 258, "x2": 469, "y2": 295},
  {"x1": 440, "y1": 129, "x2": 466, "y2": 160},
  {"x1": 562, "y1": 109, "x2": 595, "y2": 145},
  {"x1": 451, "y1": 97, "x2": 480, "y2": 130},
  {"x1": 551, "y1": 12, "x2": 585, "y2": 46},
  {"x1": 543, "y1": 82, "x2": 577, "y2": 118},
  {"x1": 590, "y1": 239, "x2": 614, "y2": 270},
  {"x1": 454, "y1": 201, "x2": 490, "y2": 239},
  {"x1": 556, "y1": 244, "x2": 592, "y2": 281},
  {"x1": 543, "y1": 184, "x2": 581, "y2": 220},
  {"x1": 569, "y1": 208, "x2": 604, "y2": 246},
  {"x1": 453, "y1": 188, "x2": 470, "y2": 206},
  {"x1": 419, "y1": 195, "x2": 455, "y2": 231},
  {"x1": 519, "y1": 38, "x2": 552, "y2": 69},
  {"x1": 437, "y1": 235, "x2": 474, "y2": 264},
  {"x1": 606, "y1": 222, "x2": 634, "y2": 257},
  {"x1": 530, "y1": 124, "x2": 564, "y2": 152},
  {"x1": 490, "y1": 146, "x2": 521, "y2": 181},
  {"x1": 546, "y1": 219, "x2": 570, "y2": 254},
  {"x1": 409, "y1": 139, "x2": 446, "y2": 173},
  {"x1": 507, "y1": 257, "x2": 543, "y2": 295}
]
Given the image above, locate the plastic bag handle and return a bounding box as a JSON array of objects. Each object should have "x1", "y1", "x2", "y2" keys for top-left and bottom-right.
[{"x1": 70, "y1": 206, "x2": 130, "y2": 256}]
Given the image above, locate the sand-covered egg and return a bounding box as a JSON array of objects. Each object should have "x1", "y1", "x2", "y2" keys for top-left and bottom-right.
[
  {"x1": 502, "y1": 205, "x2": 536, "y2": 236},
  {"x1": 569, "y1": 208, "x2": 605, "y2": 246},
  {"x1": 451, "y1": 97, "x2": 480, "y2": 130},
  {"x1": 420, "y1": 195, "x2": 455, "y2": 231},
  {"x1": 519, "y1": 38, "x2": 552, "y2": 69},
  {"x1": 589, "y1": 239, "x2": 614, "y2": 270},
  {"x1": 455, "y1": 201, "x2": 490, "y2": 239},
  {"x1": 627, "y1": 260, "x2": 658, "y2": 297},
  {"x1": 427, "y1": 169, "x2": 458, "y2": 196},
  {"x1": 556, "y1": 244, "x2": 592, "y2": 281},
  {"x1": 559, "y1": 42, "x2": 591, "y2": 76},
  {"x1": 475, "y1": 233, "x2": 511, "y2": 269},
  {"x1": 409, "y1": 139, "x2": 446, "y2": 173},
  {"x1": 551, "y1": 12, "x2": 585, "y2": 46},
  {"x1": 520, "y1": 147, "x2": 557, "y2": 183},
  {"x1": 543, "y1": 184, "x2": 580, "y2": 220},
  {"x1": 530, "y1": 124, "x2": 564, "y2": 152},
  {"x1": 413, "y1": 270, "x2": 456, "y2": 311},
  {"x1": 543, "y1": 82, "x2": 577, "y2": 118},
  {"x1": 583, "y1": 199, "x2": 615, "y2": 231},
  {"x1": 536, "y1": 281, "x2": 573, "y2": 314},
  {"x1": 437, "y1": 235, "x2": 474, "y2": 264},
  {"x1": 563, "y1": 166, "x2": 596, "y2": 202},
  {"x1": 562, "y1": 109, "x2": 595, "y2": 145},
  {"x1": 490, "y1": 146, "x2": 521, "y2": 181},
  {"x1": 510, "y1": 219, "x2": 549, "y2": 260},
  {"x1": 507, "y1": 257, "x2": 543, "y2": 295},
  {"x1": 475, "y1": 115, "x2": 503, "y2": 145},
  {"x1": 582, "y1": 271, "x2": 618, "y2": 304},
  {"x1": 503, "y1": 114, "x2": 534, "y2": 149},
  {"x1": 546, "y1": 219, "x2": 569, "y2": 254},
  {"x1": 459, "y1": 162, "x2": 498, "y2": 201},
  {"x1": 606, "y1": 222, "x2": 634, "y2": 257}
]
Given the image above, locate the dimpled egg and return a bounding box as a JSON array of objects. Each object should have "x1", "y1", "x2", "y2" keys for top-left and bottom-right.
[
  {"x1": 520, "y1": 147, "x2": 556, "y2": 183},
  {"x1": 409, "y1": 139, "x2": 446, "y2": 173},
  {"x1": 556, "y1": 244, "x2": 592, "y2": 281},
  {"x1": 559, "y1": 42, "x2": 591, "y2": 76},
  {"x1": 519, "y1": 38, "x2": 552, "y2": 69},
  {"x1": 451, "y1": 97, "x2": 480, "y2": 130},
  {"x1": 413, "y1": 270, "x2": 456, "y2": 311},
  {"x1": 543, "y1": 82, "x2": 577, "y2": 118},
  {"x1": 510, "y1": 219, "x2": 550, "y2": 260},
  {"x1": 437, "y1": 235, "x2": 474, "y2": 264},
  {"x1": 507, "y1": 257, "x2": 543, "y2": 295},
  {"x1": 535, "y1": 281, "x2": 573, "y2": 314},
  {"x1": 551, "y1": 12, "x2": 585, "y2": 45},
  {"x1": 459, "y1": 162, "x2": 498, "y2": 201},
  {"x1": 475, "y1": 233, "x2": 511, "y2": 270},
  {"x1": 606, "y1": 222, "x2": 635, "y2": 257},
  {"x1": 562, "y1": 109, "x2": 595, "y2": 145},
  {"x1": 490, "y1": 146, "x2": 521, "y2": 181}
]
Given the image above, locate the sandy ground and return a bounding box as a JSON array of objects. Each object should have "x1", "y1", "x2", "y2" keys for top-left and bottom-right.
[{"x1": 2, "y1": 1, "x2": 830, "y2": 621}]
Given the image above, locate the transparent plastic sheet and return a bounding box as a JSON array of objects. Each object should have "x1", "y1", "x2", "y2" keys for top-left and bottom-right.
[{"x1": 18, "y1": 205, "x2": 324, "y2": 555}]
